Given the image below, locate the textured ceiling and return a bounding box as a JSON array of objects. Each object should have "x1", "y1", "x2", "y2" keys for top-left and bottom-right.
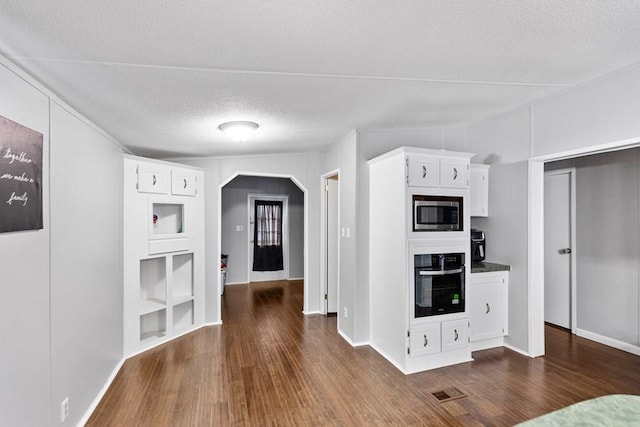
[{"x1": 1, "y1": 1, "x2": 640, "y2": 157}]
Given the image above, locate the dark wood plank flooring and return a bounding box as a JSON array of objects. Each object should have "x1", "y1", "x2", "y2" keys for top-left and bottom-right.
[{"x1": 88, "y1": 280, "x2": 640, "y2": 426}]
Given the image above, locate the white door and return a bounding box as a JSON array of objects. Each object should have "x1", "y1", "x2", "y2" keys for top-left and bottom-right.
[
  {"x1": 248, "y1": 194, "x2": 289, "y2": 282},
  {"x1": 326, "y1": 177, "x2": 339, "y2": 313},
  {"x1": 544, "y1": 169, "x2": 575, "y2": 330}
]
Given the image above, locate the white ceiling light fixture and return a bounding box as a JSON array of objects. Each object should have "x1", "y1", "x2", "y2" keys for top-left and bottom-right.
[{"x1": 218, "y1": 121, "x2": 259, "y2": 142}]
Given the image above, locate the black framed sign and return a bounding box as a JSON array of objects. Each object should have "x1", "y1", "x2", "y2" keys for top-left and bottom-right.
[{"x1": 0, "y1": 115, "x2": 43, "y2": 233}]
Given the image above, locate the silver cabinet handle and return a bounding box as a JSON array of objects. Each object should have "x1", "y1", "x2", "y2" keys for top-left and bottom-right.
[
  {"x1": 152, "y1": 174, "x2": 156, "y2": 185},
  {"x1": 453, "y1": 167, "x2": 458, "y2": 180},
  {"x1": 423, "y1": 335, "x2": 428, "y2": 347},
  {"x1": 454, "y1": 329, "x2": 459, "y2": 341},
  {"x1": 559, "y1": 248, "x2": 572, "y2": 254},
  {"x1": 486, "y1": 303, "x2": 491, "y2": 314},
  {"x1": 419, "y1": 268, "x2": 463, "y2": 276},
  {"x1": 183, "y1": 178, "x2": 187, "y2": 188},
  {"x1": 422, "y1": 165, "x2": 427, "y2": 178}
]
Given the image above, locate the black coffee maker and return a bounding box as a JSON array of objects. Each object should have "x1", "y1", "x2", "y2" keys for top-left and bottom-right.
[{"x1": 471, "y1": 229, "x2": 486, "y2": 262}]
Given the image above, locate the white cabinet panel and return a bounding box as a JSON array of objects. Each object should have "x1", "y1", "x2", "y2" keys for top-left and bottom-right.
[
  {"x1": 470, "y1": 164, "x2": 490, "y2": 217},
  {"x1": 410, "y1": 323, "x2": 441, "y2": 357},
  {"x1": 171, "y1": 170, "x2": 197, "y2": 196},
  {"x1": 137, "y1": 164, "x2": 170, "y2": 194},
  {"x1": 440, "y1": 158, "x2": 469, "y2": 189},
  {"x1": 441, "y1": 318, "x2": 469, "y2": 352},
  {"x1": 407, "y1": 155, "x2": 439, "y2": 187},
  {"x1": 469, "y1": 272, "x2": 508, "y2": 342}
]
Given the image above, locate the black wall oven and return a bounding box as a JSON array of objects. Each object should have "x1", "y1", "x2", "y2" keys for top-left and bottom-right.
[
  {"x1": 414, "y1": 252, "x2": 465, "y2": 317},
  {"x1": 413, "y1": 195, "x2": 463, "y2": 231}
]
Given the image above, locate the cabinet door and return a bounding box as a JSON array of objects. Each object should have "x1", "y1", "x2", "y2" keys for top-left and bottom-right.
[
  {"x1": 171, "y1": 170, "x2": 197, "y2": 196},
  {"x1": 409, "y1": 323, "x2": 441, "y2": 357},
  {"x1": 440, "y1": 158, "x2": 469, "y2": 189},
  {"x1": 441, "y1": 318, "x2": 469, "y2": 352},
  {"x1": 407, "y1": 155, "x2": 439, "y2": 187},
  {"x1": 470, "y1": 165, "x2": 489, "y2": 217},
  {"x1": 137, "y1": 164, "x2": 170, "y2": 194},
  {"x1": 468, "y1": 273, "x2": 508, "y2": 341}
]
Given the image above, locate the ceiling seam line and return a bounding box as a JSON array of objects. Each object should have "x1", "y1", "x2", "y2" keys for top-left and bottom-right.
[{"x1": 9, "y1": 56, "x2": 574, "y2": 88}]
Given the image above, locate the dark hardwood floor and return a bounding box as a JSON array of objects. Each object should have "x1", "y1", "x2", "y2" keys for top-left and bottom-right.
[{"x1": 88, "y1": 280, "x2": 640, "y2": 426}]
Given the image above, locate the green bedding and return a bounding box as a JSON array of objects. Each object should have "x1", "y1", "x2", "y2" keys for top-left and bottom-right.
[{"x1": 517, "y1": 394, "x2": 640, "y2": 426}]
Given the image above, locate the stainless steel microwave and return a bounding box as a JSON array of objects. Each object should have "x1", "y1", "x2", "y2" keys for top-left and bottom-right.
[{"x1": 413, "y1": 195, "x2": 463, "y2": 231}]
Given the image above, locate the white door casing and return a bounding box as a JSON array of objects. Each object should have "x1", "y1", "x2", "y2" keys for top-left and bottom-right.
[{"x1": 326, "y1": 177, "x2": 339, "y2": 313}]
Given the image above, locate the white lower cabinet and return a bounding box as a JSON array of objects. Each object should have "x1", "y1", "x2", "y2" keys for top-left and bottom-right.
[
  {"x1": 407, "y1": 316, "x2": 471, "y2": 373},
  {"x1": 468, "y1": 271, "x2": 509, "y2": 351},
  {"x1": 441, "y1": 318, "x2": 470, "y2": 352},
  {"x1": 410, "y1": 323, "x2": 441, "y2": 357}
]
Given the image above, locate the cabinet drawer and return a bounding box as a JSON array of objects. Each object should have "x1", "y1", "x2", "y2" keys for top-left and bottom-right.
[
  {"x1": 440, "y1": 158, "x2": 469, "y2": 189},
  {"x1": 137, "y1": 164, "x2": 170, "y2": 194},
  {"x1": 441, "y1": 318, "x2": 469, "y2": 352},
  {"x1": 407, "y1": 155, "x2": 439, "y2": 187},
  {"x1": 171, "y1": 170, "x2": 197, "y2": 196},
  {"x1": 409, "y1": 324, "x2": 441, "y2": 357}
]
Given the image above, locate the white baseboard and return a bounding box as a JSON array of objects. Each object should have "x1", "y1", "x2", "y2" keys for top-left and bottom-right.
[
  {"x1": 368, "y1": 342, "x2": 408, "y2": 374},
  {"x1": 78, "y1": 357, "x2": 125, "y2": 426},
  {"x1": 288, "y1": 277, "x2": 304, "y2": 281},
  {"x1": 203, "y1": 321, "x2": 223, "y2": 327},
  {"x1": 576, "y1": 328, "x2": 640, "y2": 356},
  {"x1": 302, "y1": 310, "x2": 323, "y2": 315},
  {"x1": 503, "y1": 342, "x2": 532, "y2": 357}
]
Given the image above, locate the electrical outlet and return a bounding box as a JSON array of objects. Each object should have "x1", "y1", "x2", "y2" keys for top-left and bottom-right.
[
  {"x1": 343, "y1": 307, "x2": 348, "y2": 318},
  {"x1": 60, "y1": 397, "x2": 69, "y2": 422}
]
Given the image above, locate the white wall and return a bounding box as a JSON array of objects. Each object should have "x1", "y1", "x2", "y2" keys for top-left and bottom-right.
[
  {"x1": 0, "y1": 57, "x2": 51, "y2": 427},
  {"x1": 50, "y1": 101, "x2": 123, "y2": 425},
  {"x1": 180, "y1": 152, "x2": 322, "y2": 323},
  {"x1": 221, "y1": 175, "x2": 304, "y2": 283},
  {"x1": 0, "y1": 56, "x2": 123, "y2": 426},
  {"x1": 320, "y1": 131, "x2": 357, "y2": 339},
  {"x1": 468, "y1": 107, "x2": 531, "y2": 352}
]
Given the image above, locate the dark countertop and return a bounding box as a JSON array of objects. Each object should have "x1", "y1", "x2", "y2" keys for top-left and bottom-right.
[{"x1": 471, "y1": 261, "x2": 511, "y2": 273}]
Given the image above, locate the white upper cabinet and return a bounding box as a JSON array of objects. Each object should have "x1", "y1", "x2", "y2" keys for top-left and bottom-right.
[
  {"x1": 407, "y1": 154, "x2": 439, "y2": 187},
  {"x1": 137, "y1": 163, "x2": 170, "y2": 194},
  {"x1": 440, "y1": 157, "x2": 470, "y2": 189},
  {"x1": 407, "y1": 153, "x2": 471, "y2": 189},
  {"x1": 171, "y1": 170, "x2": 197, "y2": 196},
  {"x1": 470, "y1": 164, "x2": 490, "y2": 217}
]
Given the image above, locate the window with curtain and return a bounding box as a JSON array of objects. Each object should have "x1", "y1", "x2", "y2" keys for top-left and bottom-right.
[{"x1": 253, "y1": 200, "x2": 284, "y2": 271}]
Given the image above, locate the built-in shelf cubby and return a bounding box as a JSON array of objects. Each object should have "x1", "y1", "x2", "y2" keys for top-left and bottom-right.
[
  {"x1": 172, "y1": 253, "x2": 194, "y2": 302},
  {"x1": 140, "y1": 257, "x2": 167, "y2": 314},
  {"x1": 140, "y1": 309, "x2": 167, "y2": 343},
  {"x1": 151, "y1": 202, "x2": 184, "y2": 236},
  {"x1": 173, "y1": 300, "x2": 194, "y2": 331}
]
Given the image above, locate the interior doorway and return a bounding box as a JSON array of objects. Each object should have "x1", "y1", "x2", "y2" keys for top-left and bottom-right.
[
  {"x1": 324, "y1": 174, "x2": 339, "y2": 314},
  {"x1": 543, "y1": 168, "x2": 576, "y2": 332}
]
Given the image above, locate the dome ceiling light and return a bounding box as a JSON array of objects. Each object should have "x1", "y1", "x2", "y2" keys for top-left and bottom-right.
[{"x1": 218, "y1": 121, "x2": 259, "y2": 142}]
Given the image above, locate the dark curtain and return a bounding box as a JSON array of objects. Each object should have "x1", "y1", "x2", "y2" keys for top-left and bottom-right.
[{"x1": 253, "y1": 200, "x2": 284, "y2": 271}]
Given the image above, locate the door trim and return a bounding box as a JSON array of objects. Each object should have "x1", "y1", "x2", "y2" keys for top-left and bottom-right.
[
  {"x1": 530, "y1": 136, "x2": 640, "y2": 357},
  {"x1": 544, "y1": 168, "x2": 577, "y2": 334},
  {"x1": 320, "y1": 169, "x2": 340, "y2": 317}
]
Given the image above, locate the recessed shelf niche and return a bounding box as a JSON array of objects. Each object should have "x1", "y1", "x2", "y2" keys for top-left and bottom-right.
[
  {"x1": 152, "y1": 203, "x2": 184, "y2": 236},
  {"x1": 140, "y1": 310, "x2": 167, "y2": 342},
  {"x1": 173, "y1": 253, "x2": 194, "y2": 302},
  {"x1": 173, "y1": 300, "x2": 194, "y2": 331},
  {"x1": 140, "y1": 257, "x2": 167, "y2": 313}
]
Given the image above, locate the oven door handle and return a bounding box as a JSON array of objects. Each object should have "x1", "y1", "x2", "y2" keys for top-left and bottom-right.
[{"x1": 418, "y1": 268, "x2": 464, "y2": 276}]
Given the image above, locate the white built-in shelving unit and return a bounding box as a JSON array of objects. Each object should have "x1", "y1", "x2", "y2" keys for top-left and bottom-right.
[{"x1": 123, "y1": 155, "x2": 205, "y2": 356}]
